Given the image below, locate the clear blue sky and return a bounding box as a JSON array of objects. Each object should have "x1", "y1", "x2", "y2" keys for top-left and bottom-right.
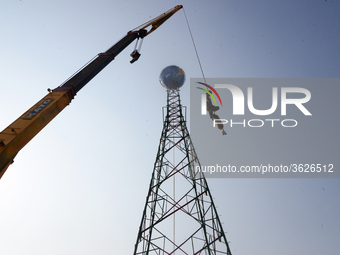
[{"x1": 0, "y1": 0, "x2": 339, "y2": 254}]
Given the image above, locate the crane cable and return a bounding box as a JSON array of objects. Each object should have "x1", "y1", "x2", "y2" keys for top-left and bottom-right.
[{"x1": 183, "y1": 7, "x2": 207, "y2": 84}]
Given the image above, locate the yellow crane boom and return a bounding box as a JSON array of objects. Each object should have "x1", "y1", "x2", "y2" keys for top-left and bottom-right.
[{"x1": 0, "y1": 5, "x2": 183, "y2": 178}]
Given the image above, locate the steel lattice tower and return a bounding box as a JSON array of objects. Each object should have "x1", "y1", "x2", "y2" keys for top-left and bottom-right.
[{"x1": 133, "y1": 74, "x2": 232, "y2": 254}]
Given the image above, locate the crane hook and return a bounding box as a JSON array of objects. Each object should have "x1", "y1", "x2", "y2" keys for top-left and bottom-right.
[
  {"x1": 130, "y1": 31, "x2": 145, "y2": 64},
  {"x1": 130, "y1": 49, "x2": 141, "y2": 64}
]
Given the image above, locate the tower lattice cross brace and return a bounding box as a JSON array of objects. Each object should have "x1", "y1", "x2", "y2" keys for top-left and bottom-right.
[{"x1": 133, "y1": 89, "x2": 232, "y2": 255}]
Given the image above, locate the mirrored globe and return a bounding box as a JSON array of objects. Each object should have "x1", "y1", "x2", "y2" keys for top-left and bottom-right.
[{"x1": 159, "y1": 65, "x2": 185, "y2": 90}]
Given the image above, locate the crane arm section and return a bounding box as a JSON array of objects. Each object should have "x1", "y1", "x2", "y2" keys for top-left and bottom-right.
[
  {"x1": 131, "y1": 5, "x2": 183, "y2": 36},
  {"x1": 0, "y1": 5, "x2": 182, "y2": 178}
]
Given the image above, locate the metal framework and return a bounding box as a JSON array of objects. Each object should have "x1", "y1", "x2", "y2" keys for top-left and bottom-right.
[{"x1": 133, "y1": 89, "x2": 232, "y2": 255}]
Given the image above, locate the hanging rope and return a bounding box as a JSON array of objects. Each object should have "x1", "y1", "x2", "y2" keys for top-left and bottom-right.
[{"x1": 183, "y1": 7, "x2": 207, "y2": 84}]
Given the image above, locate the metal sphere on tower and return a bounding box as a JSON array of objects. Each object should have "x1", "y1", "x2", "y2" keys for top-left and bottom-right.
[{"x1": 159, "y1": 65, "x2": 185, "y2": 90}]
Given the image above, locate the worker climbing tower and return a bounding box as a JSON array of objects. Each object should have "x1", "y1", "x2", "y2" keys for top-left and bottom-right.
[{"x1": 133, "y1": 66, "x2": 232, "y2": 255}]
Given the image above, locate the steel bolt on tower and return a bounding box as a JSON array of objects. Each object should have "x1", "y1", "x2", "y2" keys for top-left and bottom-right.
[{"x1": 133, "y1": 66, "x2": 232, "y2": 255}]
